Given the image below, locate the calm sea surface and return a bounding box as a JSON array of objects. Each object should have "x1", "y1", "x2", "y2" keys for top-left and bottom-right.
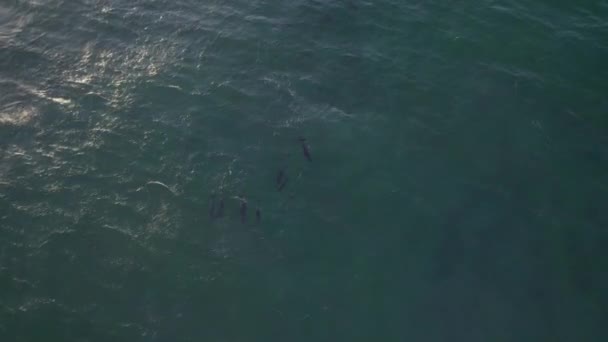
[{"x1": 1, "y1": 1, "x2": 607, "y2": 341}]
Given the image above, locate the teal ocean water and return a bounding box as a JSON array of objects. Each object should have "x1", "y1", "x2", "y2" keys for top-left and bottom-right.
[{"x1": 1, "y1": 0, "x2": 608, "y2": 341}]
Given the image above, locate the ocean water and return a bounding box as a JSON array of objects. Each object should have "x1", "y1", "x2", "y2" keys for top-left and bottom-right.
[{"x1": 1, "y1": 0, "x2": 607, "y2": 341}]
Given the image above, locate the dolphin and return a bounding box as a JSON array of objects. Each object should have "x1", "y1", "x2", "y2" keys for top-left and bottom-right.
[
  {"x1": 217, "y1": 199, "x2": 225, "y2": 218},
  {"x1": 209, "y1": 196, "x2": 217, "y2": 219},
  {"x1": 278, "y1": 177, "x2": 288, "y2": 192},
  {"x1": 277, "y1": 169, "x2": 286, "y2": 186},
  {"x1": 299, "y1": 137, "x2": 312, "y2": 162},
  {"x1": 240, "y1": 201, "x2": 247, "y2": 223}
]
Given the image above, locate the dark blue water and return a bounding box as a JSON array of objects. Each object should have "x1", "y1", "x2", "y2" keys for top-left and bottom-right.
[{"x1": 1, "y1": 1, "x2": 607, "y2": 341}]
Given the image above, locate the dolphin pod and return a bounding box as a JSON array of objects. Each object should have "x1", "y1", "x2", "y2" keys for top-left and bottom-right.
[{"x1": 208, "y1": 136, "x2": 312, "y2": 224}]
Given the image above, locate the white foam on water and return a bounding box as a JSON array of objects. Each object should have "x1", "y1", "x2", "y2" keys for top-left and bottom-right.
[{"x1": 0, "y1": 106, "x2": 37, "y2": 126}]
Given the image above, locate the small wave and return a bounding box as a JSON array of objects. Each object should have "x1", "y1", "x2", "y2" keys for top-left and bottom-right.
[
  {"x1": 18, "y1": 297, "x2": 58, "y2": 313},
  {"x1": 0, "y1": 3, "x2": 30, "y2": 42},
  {"x1": 0, "y1": 106, "x2": 36, "y2": 126},
  {"x1": 61, "y1": 39, "x2": 180, "y2": 110},
  {"x1": 2, "y1": 79, "x2": 73, "y2": 107},
  {"x1": 141, "y1": 181, "x2": 178, "y2": 196},
  {"x1": 31, "y1": 90, "x2": 72, "y2": 105}
]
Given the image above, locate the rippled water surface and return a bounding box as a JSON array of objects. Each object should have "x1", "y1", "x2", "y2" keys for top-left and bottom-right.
[{"x1": 1, "y1": 1, "x2": 608, "y2": 341}]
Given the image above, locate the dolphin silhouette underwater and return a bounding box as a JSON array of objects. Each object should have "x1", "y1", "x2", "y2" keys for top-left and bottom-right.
[{"x1": 298, "y1": 137, "x2": 312, "y2": 162}]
